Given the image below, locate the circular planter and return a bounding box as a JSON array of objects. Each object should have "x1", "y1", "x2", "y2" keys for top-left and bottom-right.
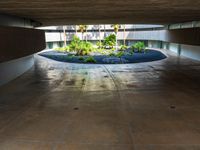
[{"x1": 39, "y1": 49, "x2": 167, "y2": 64}]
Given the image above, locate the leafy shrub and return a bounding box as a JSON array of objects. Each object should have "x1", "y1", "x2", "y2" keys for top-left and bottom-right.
[
  {"x1": 67, "y1": 35, "x2": 94, "y2": 56},
  {"x1": 103, "y1": 34, "x2": 116, "y2": 48},
  {"x1": 129, "y1": 51, "x2": 134, "y2": 55},
  {"x1": 113, "y1": 51, "x2": 125, "y2": 64},
  {"x1": 69, "y1": 35, "x2": 81, "y2": 51},
  {"x1": 55, "y1": 46, "x2": 70, "y2": 52},
  {"x1": 66, "y1": 54, "x2": 75, "y2": 60},
  {"x1": 84, "y1": 56, "x2": 96, "y2": 63},
  {"x1": 116, "y1": 51, "x2": 125, "y2": 58},
  {"x1": 76, "y1": 41, "x2": 94, "y2": 55},
  {"x1": 109, "y1": 52, "x2": 116, "y2": 57},
  {"x1": 131, "y1": 42, "x2": 146, "y2": 53},
  {"x1": 96, "y1": 48, "x2": 108, "y2": 55},
  {"x1": 96, "y1": 41, "x2": 103, "y2": 49},
  {"x1": 67, "y1": 53, "x2": 75, "y2": 56},
  {"x1": 119, "y1": 45, "x2": 128, "y2": 51},
  {"x1": 78, "y1": 56, "x2": 84, "y2": 61}
]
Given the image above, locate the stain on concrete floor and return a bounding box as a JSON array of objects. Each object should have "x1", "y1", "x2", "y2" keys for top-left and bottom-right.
[{"x1": 0, "y1": 50, "x2": 200, "y2": 150}]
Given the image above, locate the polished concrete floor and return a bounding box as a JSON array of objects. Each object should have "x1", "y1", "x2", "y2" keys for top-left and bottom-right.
[{"x1": 0, "y1": 50, "x2": 200, "y2": 150}]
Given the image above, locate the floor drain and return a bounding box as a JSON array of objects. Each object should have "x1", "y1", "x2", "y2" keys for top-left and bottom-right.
[{"x1": 73, "y1": 107, "x2": 79, "y2": 110}]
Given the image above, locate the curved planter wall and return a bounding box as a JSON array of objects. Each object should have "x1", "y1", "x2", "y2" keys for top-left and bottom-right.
[{"x1": 0, "y1": 55, "x2": 34, "y2": 86}]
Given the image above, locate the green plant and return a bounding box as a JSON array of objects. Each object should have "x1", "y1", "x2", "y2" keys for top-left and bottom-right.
[
  {"x1": 78, "y1": 25, "x2": 88, "y2": 41},
  {"x1": 69, "y1": 35, "x2": 81, "y2": 51},
  {"x1": 131, "y1": 42, "x2": 146, "y2": 53},
  {"x1": 96, "y1": 41, "x2": 103, "y2": 49},
  {"x1": 111, "y1": 24, "x2": 121, "y2": 34},
  {"x1": 120, "y1": 45, "x2": 128, "y2": 51},
  {"x1": 68, "y1": 35, "x2": 94, "y2": 56},
  {"x1": 95, "y1": 48, "x2": 105, "y2": 54},
  {"x1": 116, "y1": 51, "x2": 125, "y2": 64},
  {"x1": 78, "y1": 56, "x2": 84, "y2": 61},
  {"x1": 77, "y1": 41, "x2": 94, "y2": 55},
  {"x1": 109, "y1": 52, "x2": 116, "y2": 57},
  {"x1": 116, "y1": 51, "x2": 125, "y2": 58},
  {"x1": 67, "y1": 54, "x2": 75, "y2": 60},
  {"x1": 84, "y1": 56, "x2": 96, "y2": 63},
  {"x1": 129, "y1": 51, "x2": 134, "y2": 55},
  {"x1": 111, "y1": 24, "x2": 121, "y2": 50},
  {"x1": 67, "y1": 53, "x2": 74, "y2": 56},
  {"x1": 103, "y1": 34, "x2": 116, "y2": 48},
  {"x1": 55, "y1": 46, "x2": 70, "y2": 52}
]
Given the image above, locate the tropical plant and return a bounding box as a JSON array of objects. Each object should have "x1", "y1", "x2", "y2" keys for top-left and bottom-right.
[
  {"x1": 84, "y1": 56, "x2": 96, "y2": 63},
  {"x1": 131, "y1": 42, "x2": 146, "y2": 53},
  {"x1": 95, "y1": 48, "x2": 108, "y2": 55},
  {"x1": 109, "y1": 52, "x2": 116, "y2": 57},
  {"x1": 120, "y1": 45, "x2": 128, "y2": 51},
  {"x1": 76, "y1": 41, "x2": 94, "y2": 56},
  {"x1": 129, "y1": 51, "x2": 134, "y2": 55},
  {"x1": 63, "y1": 26, "x2": 67, "y2": 47},
  {"x1": 116, "y1": 51, "x2": 124, "y2": 58},
  {"x1": 98, "y1": 25, "x2": 101, "y2": 47},
  {"x1": 78, "y1": 56, "x2": 84, "y2": 61},
  {"x1": 123, "y1": 24, "x2": 126, "y2": 45},
  {"x1": 111, "y1": 24, "x2": 121, "y2": 50},
  {"x1": 116, "y1": 51, "x2": 125, "y2": 63},
  {"x1": 55, "y1": 46, "x2": 70, "y2": 52},
  {"x1": 68, "y1": 35, "x2": 94, "y2": 56},
  {"x1": 69, "y1": 35, "x2": 81, "y2": 51},
  {"x1": 74, "y1": 25, "x2": 77, "y2": 35},
  {"x1": 67, "y1": 54, "x2": 75, "y2": 60},
  {"x1": 111, "y1": 24, "x2": 121, "y2": 34},
  {"x1": 103, "y1": 34, "x2": 116, "y2": 48},
  {"x1": 96, "y1": 41, "x2": 103, "y2": 49},
  {"x1": 78, "y1": 25, "x2": 88, "y2": 41}
]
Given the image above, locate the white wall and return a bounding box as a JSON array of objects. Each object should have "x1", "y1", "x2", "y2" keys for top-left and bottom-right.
[
  {"x1": 45, "y1": 30, "x2": 167, "y2": 42},
  {"x1": 181, "y1": 45, "x2": 200, "y2": 61},
  {"x1": 148, "y1": 41, "x2": 161, "y2": 49},
  {"x1": 162, "y1": 42, "x2": 169, "y2": 50},
  {"x1": 164, "y1": 43, "x2": 200, "y2": 61},
  {"x1": 169, "y1": 43, "x2": 179, "y2": 54},
  {"x1": 0, "y1": 55, "x2": 34, "y2": 86}
]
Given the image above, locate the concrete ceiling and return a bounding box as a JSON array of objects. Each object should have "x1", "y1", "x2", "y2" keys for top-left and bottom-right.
[{"x1": 0, "y1": 0, "x2": 200, "y2": 26}]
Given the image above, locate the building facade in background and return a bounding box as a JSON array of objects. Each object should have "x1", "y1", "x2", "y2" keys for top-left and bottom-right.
[{"x1": 39, "y1": 23, "x2": 200, "y2": 61}]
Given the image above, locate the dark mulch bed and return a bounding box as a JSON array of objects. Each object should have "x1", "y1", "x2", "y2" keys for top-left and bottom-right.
[{"x1": 39, "y1": 49, "x2": 167, "y2": 64}]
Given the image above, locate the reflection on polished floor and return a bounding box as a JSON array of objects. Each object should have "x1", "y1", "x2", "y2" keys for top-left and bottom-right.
[{"x1": 0, "y1": 50, "x2": 200, "y2": 150}]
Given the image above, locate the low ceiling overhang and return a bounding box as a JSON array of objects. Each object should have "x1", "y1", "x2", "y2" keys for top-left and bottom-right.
[{"x1": 0, "y1": 0, "x2": 200, "y2": 26}]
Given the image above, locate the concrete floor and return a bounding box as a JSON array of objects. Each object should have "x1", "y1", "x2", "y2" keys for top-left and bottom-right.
[{"x1": 0, "y1": 50, "x2": 200, "y2": 150}]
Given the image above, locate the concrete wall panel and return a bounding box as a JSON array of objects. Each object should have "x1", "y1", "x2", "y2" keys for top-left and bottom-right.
[
  {"x1": 181, "y1": 44, "x2": 200, "y2": 61},
  {"x1": 0, "y1": 26, "x2": 45, "y2": 63}
]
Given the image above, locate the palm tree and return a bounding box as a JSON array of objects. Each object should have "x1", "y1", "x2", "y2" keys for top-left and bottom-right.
[
  {"x1": 123, "y1": 24, "x2": 126, "y2": 45},
  {"x1": 111, "y1": 24, "x2": 121, "y2": 50},
  {"x1": 63, "y1": 26, "x2": 67, "y2": 47},
  {"x1": 104, "y1": 24, "x2": 106, "y2": 38},
  {"x1": 99, "y1": 25, "x2": 101, "y2": 46},
  {"x1": 85, "y1": 26, "x2": 88, "y2": 42},
  {"x1": 78, "y1": 25, "x2": 88, "y2": 41},
  {"x1": 75, "y1": 25, "x2": 77, "y2": 36}
]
